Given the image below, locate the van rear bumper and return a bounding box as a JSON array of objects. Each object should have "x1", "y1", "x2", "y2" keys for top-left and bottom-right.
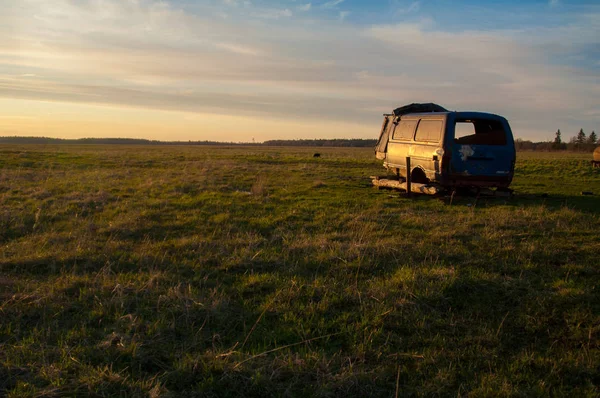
[{"x1": 443, "y1": 174, "x2": 513, "y2": 188}]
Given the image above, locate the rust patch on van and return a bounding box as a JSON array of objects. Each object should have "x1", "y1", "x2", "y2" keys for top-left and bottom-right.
[{"x1": 458, "y1": 145, "x2": 474, "y2": 161}]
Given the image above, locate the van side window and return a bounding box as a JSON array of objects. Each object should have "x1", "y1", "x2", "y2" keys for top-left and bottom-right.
[
  {"x1": 454, "y1": 119, "x2": 507, "y2": 145},
  {"x1": 414, "y1": 120, "x2": 443, "y2": 142},
  {"x1": 392, "y1": 120, "x2": 417, "y2": 141}
]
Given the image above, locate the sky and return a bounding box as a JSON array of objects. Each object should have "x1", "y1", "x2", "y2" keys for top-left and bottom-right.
[{"x1": 0, "y1": 0, "x2": 599, "y2": 142}]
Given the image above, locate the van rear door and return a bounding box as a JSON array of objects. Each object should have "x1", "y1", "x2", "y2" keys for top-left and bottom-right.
[
  {"x1": 448, "y1": 115, "x2": 515, "y2": 186},
  {"x1": 375, "y1": 115, "x2": 393, "y2": 160}
]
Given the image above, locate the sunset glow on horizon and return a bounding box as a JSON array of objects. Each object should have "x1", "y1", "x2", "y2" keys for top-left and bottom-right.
[{"x1": 1, "y1": 0, "x2": 599, "y2": 142}]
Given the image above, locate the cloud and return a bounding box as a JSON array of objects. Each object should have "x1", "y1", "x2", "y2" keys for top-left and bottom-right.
[
  {"x1": 364, "y1": 20, "x2": 599, "y2": 134},
  {"x1": 299, "y1": 3, "x2": 312, "y2": 11},
  {"x1": 215, "y1": 42, "x2": 261, "y2": 56},
  {"x1": 251, "y1": 8, "x2": 293, "y2": 19},
  {"x1": 394, "y1": 1, "x2": 420, "y2": 15},
  {"x1": 222, "y1": 0, "x2": 252, "y2": 7},
  {"x1": 322, "y1": 0, "x2": 344, "y2": 9},
  {"x1": 549, "y1": 0, "x2": 559, "y2": 7},
  {"x1": 0, "y1": 74, "x2": 382, "y2": 124}
]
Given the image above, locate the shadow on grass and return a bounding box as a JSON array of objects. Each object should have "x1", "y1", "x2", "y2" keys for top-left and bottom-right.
[
  {"x1": 427, "y1": 190, "x2": 600, "y2": 214},
  {"x1": 2, "y1": 250, "x2": 598, "y2": 394},
  {"x1": 507, "y1": 193, "x2": 600, "y2": 214}
]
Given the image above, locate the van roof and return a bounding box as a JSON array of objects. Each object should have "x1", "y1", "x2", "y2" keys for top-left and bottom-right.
[
  {"x1": 393, "y1": 103, "x2": 448, "y2": 116},
  {"x1": 402, "y1": 111, "x2": 507, "y2": 121}
]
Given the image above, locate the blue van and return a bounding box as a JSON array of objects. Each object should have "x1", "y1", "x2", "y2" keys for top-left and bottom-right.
[{"x1": 375, "y1": 103, "x2": 516, "y2": 188}]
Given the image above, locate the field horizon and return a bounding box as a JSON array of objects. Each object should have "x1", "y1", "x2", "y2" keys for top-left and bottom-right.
[
  {"x1": 1, "y1": 145, "x2": 598, "y2": 396},
  {"x1": 1, "y1": 136, "x2": 598, "y2": 153}
]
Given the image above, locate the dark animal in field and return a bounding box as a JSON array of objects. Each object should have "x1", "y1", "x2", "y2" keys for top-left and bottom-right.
[{"x1": 313, "y1": 153, "x2": 321, "y2": 158}]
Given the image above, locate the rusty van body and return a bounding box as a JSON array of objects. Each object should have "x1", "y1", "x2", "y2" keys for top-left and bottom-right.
[{"x1": 375, "y1": 103, "x2": 516, "y2": 189}]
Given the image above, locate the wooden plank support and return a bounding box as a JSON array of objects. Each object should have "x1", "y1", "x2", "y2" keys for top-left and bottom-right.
[{"x1": 371, "y1": 176, "x2": 442, "y2": 195}]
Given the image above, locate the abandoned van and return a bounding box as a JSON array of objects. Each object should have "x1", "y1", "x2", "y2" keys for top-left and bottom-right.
[{"x1": 375, "y1": 103, "x2": 516, "y2": 188}]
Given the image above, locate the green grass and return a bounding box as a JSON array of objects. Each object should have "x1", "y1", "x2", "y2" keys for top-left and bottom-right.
[{"x1": 1, "y1": 145, "x2": 599, "y2": 396}]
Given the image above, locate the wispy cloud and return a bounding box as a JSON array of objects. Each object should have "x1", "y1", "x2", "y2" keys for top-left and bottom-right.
[
  {"x1": 222, "y1": 0, "x2": 252, "y2": 7},
  {"x1": 322, "y1": 0, "x2": 344, "y2": 9},
  {"x1": 215, "y1": 42, "x2": 261, "y2": 56},
  {"x1": 299, "y1": 3, "x2": 312, "y2": 11},
  {"x1": 395, "y1": 1, "x2": 420, "y2": 15},
  {"x1": 251, "y1": 8, "x2": 293, "y2": 19}
]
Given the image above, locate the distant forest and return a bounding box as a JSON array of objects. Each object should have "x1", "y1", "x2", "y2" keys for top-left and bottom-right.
[
  {"x1": 0, "y1": 136, "x2": 377, "y2": 147},
  {"x1": 262, "y1": 139, "x2": 377, "y2": 147},
  {"x1": 515, "y1": 128, "x2": 598, "y2": 152},
  {"x1": 0, "y1": 131, "x2": 598, "y2": 151}
]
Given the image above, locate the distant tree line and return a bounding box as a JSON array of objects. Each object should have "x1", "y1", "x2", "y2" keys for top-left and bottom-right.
[
  {"x1": 2, "y1": 133, "x2": 596, "y2": 150},
  {"x1": 0, "y1": 137, "x2": 239, "y2": 146},
  {"x1": 262, "y1": 139, "x2": 377, "y2": 147},
  {"x1": 515, "y1": 128, "x2": 599, "y2": 152},
  {"x1": 0, "y1": 136, "x2": 377, "y2": 147}
]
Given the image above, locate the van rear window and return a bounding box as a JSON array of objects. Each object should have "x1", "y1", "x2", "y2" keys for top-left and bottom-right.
[
  {"x1": 415, "y1": 120, "x2": 443, "y2": 143},
  {"x1": 393, "y1": 120, "x2": 417, "y2": 141},
  {"x1": 454, "y1": 119, "x2": 507, "y2": 145}
]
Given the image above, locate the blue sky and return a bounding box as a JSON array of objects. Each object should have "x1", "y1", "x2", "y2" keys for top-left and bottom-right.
[{"x1": 0, "y1": 0, "x2": 598, "y2": 141}]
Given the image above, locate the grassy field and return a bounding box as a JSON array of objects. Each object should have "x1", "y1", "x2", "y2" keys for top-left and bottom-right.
[{"x1": 1, "y1": 145, "x2": 599, "y2": 397}]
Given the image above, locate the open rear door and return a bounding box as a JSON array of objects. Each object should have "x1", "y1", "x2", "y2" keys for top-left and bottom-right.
[{"x1": 375, "y1": 115, "x2": 392, "y2": 160}]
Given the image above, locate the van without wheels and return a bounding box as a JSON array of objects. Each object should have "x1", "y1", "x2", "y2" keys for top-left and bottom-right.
[{"x1": 375, "y1": 103, "x2": 516, "y2": 188}]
